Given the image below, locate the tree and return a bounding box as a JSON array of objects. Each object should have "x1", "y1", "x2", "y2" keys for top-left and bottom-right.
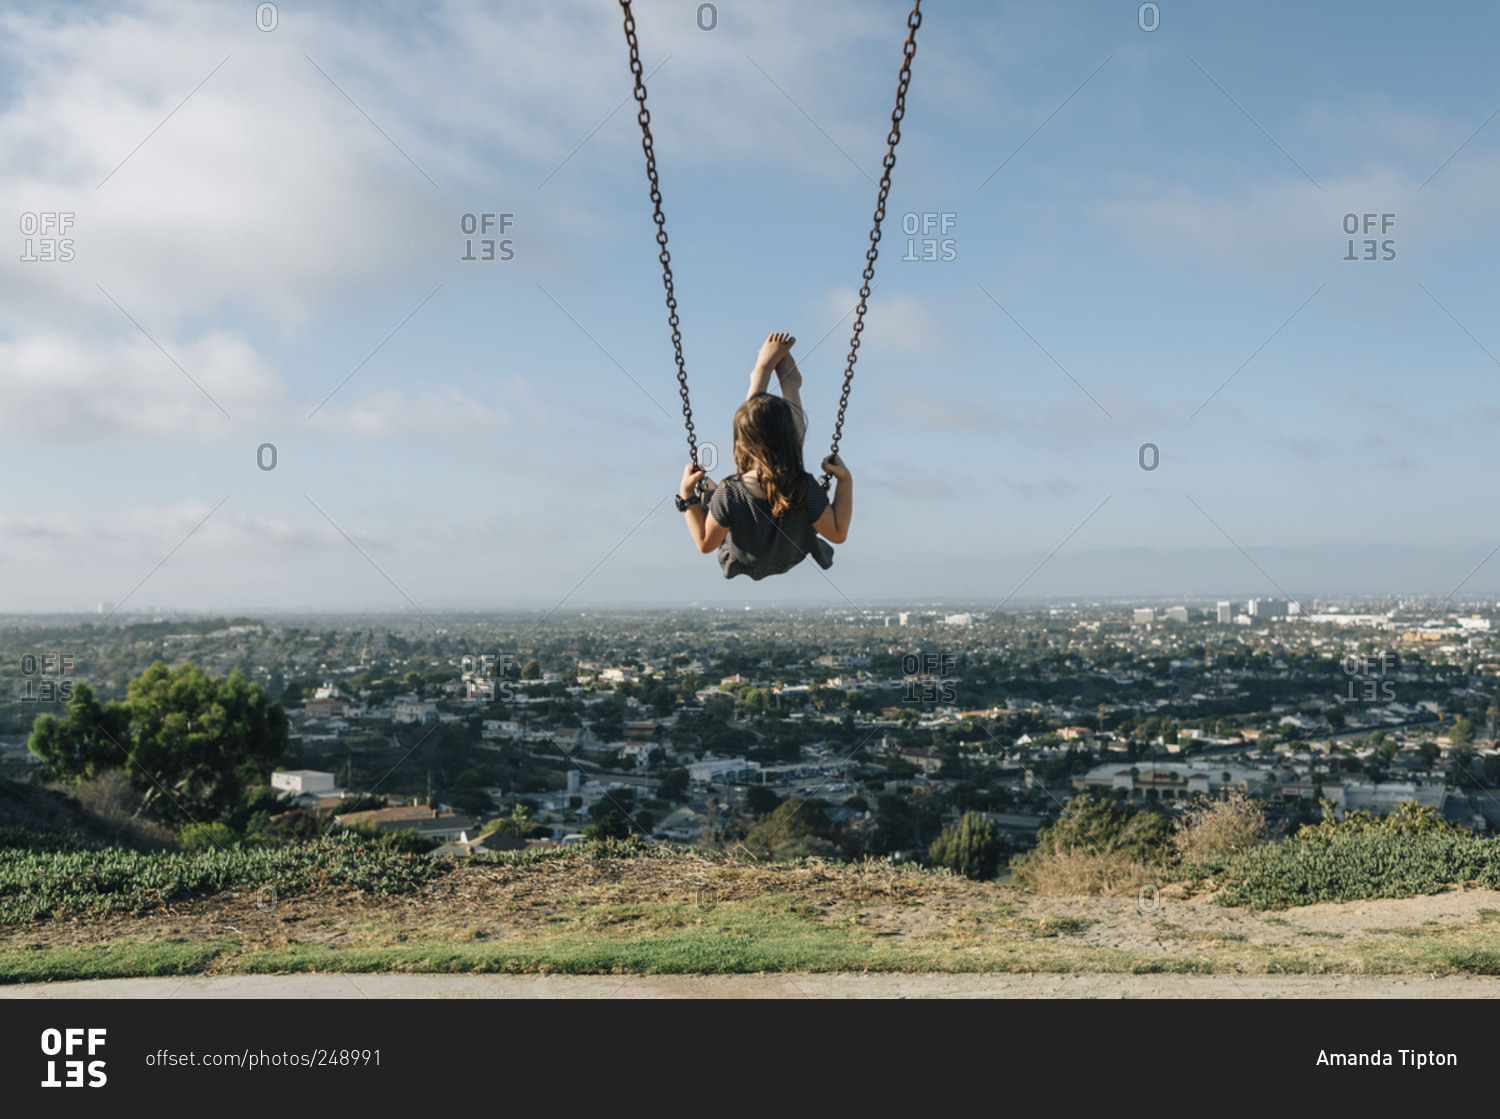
[
  {"x1": 1031, "y1": 793, "x2": 1171, "y2": 863},
  {"x1": 1450, "y1": 746, "x2": 1479, "y2": 788},
  {"x1": 868, "y1": 790, "x2": 944, "y2": 856},
  {"x1": 702, "y1": 693, "x2": 736, "y2": 722},
  {"x1": 1418, "y1": 741, "x2": 1442, "y2": 769},
  {"x1": 30, "y1": 662, "x2": 289, "y2": 825},
  {"x1": 1450, "y1": 717, "x2": 1476, "y2": 747},
  {"x1": 583, "y1": 809, "x2": 630, "y2": 841},
  {"x1": 742, "y1": 798, "x2": 835, "y2": 860},
  {"x1": 585, "y1": 789, "x2": 637, "y2": 839},
  {"x1": 658, "y1": 767, "x2": 689, "y2": 801},
  {"x1": 928, "y1": 812, "x2": 1006, "y2": 879},
  {"x1": 744, "y1": 785, "x2": 782, "y2": 817},
  {"x1": 26, "y1": 683, "x2": 131, "y2": 784}
]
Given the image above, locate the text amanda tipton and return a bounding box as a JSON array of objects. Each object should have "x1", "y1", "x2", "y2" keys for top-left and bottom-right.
[{"x1": 1317, "y1": 1050, "x2": 1456, "y2": 1069}]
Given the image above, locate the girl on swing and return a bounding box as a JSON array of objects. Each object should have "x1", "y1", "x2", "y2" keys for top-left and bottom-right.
[{"x1": 677, "y1": 332, "x2": 853, "y2": 579}]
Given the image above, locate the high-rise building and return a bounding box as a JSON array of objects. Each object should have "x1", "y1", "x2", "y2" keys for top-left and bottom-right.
[
  {"x1": 1247, "y1": 598, "x2": 1288, "y2": 619},
  {"x1": 1164, "y1": 606, "x2": 1189, "y2": 623},
  {"x1": 1132, "y1": 608, "x2": 1154, "y2": 625},
  {"x1": 1217, "y1": 601, "x2": 1233, "y2": 624}
]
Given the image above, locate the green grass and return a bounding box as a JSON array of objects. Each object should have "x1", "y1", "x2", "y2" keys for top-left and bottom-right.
[
  {"x1": 7, "y1": 827, "x2": 1500, "y2": 982},
  {"x1": 7, "y1": 893, "x2": 1500, "y2": 983}
]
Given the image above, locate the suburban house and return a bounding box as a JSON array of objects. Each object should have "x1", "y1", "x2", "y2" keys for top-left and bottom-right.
[
  {"x1": 393, "y1": 698, "x2": 439, "y2": 725},
  {"x1": 271, "y1": 769, "x2": 344, "y2": 807}
]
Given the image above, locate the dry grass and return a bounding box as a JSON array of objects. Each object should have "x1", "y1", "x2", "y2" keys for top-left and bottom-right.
[
  {"x1": 69, "y1": 772, "x2": 140, "y2": 822},
  {"x1": 1171, "y1": 792, "x2": 1268, "y2": 864},
  {"x1": 1013, "y1": 793, "x2": 1271, "y2": 898},
  {"x1": 1010, "y1": 846, "x2": 1160, "y2": 897}
]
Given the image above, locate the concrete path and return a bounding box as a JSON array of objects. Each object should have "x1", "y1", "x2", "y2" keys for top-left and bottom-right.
[{"x1": 4, "y1": 973, "x2": 1498, "y2": 998}]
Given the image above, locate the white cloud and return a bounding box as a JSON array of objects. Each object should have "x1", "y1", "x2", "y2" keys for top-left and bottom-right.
[
  {"x1": 824, "y1": 287, "x2": 949, "y2": 357},
  {"x1": 310, "y1": 387, "x2": 508, "y2": 444},
  {"x1": 0, "y1": 331, "x2": 282, "y2": 439}
]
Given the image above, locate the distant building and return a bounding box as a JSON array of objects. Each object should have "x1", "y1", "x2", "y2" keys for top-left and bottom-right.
[
  {"x1": 1072, "y1": 762, "x2": 1269, "y2": 802},
  {"x1": 1217, "y1": 601, "x2": 1233, "y2": 624},
  {"x1": 1340, "y1": 780, "x2": 1446, "y2": 816},
  {"x1": 1164, "y1": 606, "x2": 1189, "y2": 623},
  {"x1": 898, "y1": 747, "x2": 943, "y2": 773},
  {"x1": 688, "y1": 757, "x2": 761, "y2": 785},
  {"x1": 272, "y1": 770, "x2": 340, "y2": 800},
  {"x1": 944, "y1": 613, "x2": 977, "y2": 627},
  {"x1": 655, "y1": 806, "x2": 707, "y2": 841},
  {"x1": 548, "y1": 726, "x2": 599, "y2": 752},
  {"x1": 1247, "y1": 598, "x2": 1288, "y2": 619},
  {"x1": 1132, "y1": 608, "x2": 1154, "y2": 625},
  {"x1": 393, "y1": 699, "x2": 438, "y2": 724}
]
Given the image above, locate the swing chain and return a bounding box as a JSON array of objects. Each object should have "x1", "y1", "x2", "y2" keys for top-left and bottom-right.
[
  {"x1": 823, "y1": 0, "x2": 922, "y2": 490},
  {"x1": 621, "y1": 1, "x2": 700, "y2": 479}
]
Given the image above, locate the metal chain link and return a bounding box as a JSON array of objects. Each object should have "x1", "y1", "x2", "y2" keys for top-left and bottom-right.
[
  {"x1": 621, "y1": 0, "x2": 922, "y2": 493},
  {"x1": 620, "y1": 1, "x2": 699, "y2": 478},
  {"x1": 824, "y1": 0, "x2": 922, "y2": 489}
]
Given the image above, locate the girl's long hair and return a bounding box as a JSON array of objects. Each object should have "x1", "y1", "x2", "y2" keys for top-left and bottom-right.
[{"x1": 732, "y1": 393, "x2": 805, "y2": 518}]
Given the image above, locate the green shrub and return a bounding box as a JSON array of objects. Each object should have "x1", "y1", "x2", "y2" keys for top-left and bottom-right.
[
  {"x1": 177, "y1": 822, "x2": 240, "y2": 852},
  {"x1": 1030, "y1": 793, "x2": 1171, "y2": 862},
  {"x1": 1184, "y1": 806, "x2": 1500, "y2": 909},
  {"x1": 1010, "y1": 794, "x2": 1172, "y2": 896},
  {"x1": 0, "y1": 832, "x2": 447, "y2": 924},
  {"x1": 928, "y1": 812, "x2": 1005, "y2": 880}
]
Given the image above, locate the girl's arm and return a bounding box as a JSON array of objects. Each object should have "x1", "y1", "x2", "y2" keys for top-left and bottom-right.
[
  {"x1": 681, "y1": 464, "x2": 729, "y2": 553},
  {"x1": 812, "y1": 455, "x2": 852, "y2": 544}
]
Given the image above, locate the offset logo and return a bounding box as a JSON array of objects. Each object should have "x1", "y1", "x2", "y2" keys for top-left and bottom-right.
[
  {"x1": 40, "y1": 1028, "x2": 107, "y2": 1088},
  {"x1": 460, "y1": 213, "x2": 515, "y2": 261},
  {"x1": 902, "y1": 652, "x2": 957, "y2": 704},
  {"x1": 20, "y1": 653, "x2": 75, "y2": 702}
]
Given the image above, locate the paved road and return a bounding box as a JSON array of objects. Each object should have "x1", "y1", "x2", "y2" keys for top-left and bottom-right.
[{"x1": 4, "y1": 973, "x2": 1498, "y2": 999}]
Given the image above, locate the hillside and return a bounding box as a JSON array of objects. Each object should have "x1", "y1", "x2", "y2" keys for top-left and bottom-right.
[
  {"x1": 0, "y1": 777, "x2": 168, "y2": 851},
  {"x1": 3, "y1": 842, "x2": 1499, "y2": 983}
]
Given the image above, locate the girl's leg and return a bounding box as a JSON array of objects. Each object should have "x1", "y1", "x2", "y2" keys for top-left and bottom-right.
[
  {"x1": 776, "y1": 352, "x2": 807, "y2": 445},
  {"x1": 748, "y1": 333, "x2": 794, "y2": 400}
]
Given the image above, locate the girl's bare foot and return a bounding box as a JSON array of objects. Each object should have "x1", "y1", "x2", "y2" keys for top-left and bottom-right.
[{"x1": 756, "y1": 332, "x2": 795, "y2": 372}]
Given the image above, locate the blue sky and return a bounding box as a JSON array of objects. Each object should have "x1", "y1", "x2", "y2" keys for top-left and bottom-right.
[{"x1": 3, "y1": 0, "x2": 1499, "y2": 614}]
